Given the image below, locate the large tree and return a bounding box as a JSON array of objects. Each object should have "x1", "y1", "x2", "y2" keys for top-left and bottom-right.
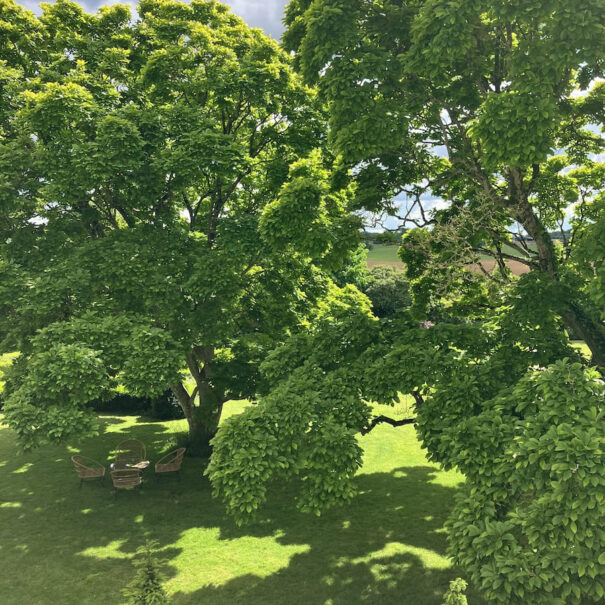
[
  {"x1": 209, "y1": 247, "x2": 605, "y2": 604},
  {"x1": 207, "y1": 2, "x2": 605, "y2": 603},
  {"x1": 283, "y1": 0, "x2": 605, "y2": 368},
  {"x1": 0, "y1": 0, "x2": 359, "y2": 452}
]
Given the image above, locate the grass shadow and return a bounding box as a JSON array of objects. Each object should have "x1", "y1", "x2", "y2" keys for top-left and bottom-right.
[
  {"x1": 0, "y1": 420, "x2": 483, "y2": 605},
  {"x1": 174, "y1": 466, "x2": 480, "y2": 604}
]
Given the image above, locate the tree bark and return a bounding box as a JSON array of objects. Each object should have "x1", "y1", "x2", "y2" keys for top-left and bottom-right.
[
  {"x1": 561, "y1": 305, "x2": 605, "y2": 369},
  {"x1": 512, "y1": 191, "x2": 605, "y2": 370},
  {"x1": 169, "y1": 381, "x2": 195, "y2": 420},
  {"x1": 170, "y1": 346, "x2": 226, "y2": 456},
  {"x1": 184, "y1": 406, "x2": 222, "y2": 457},
  {"x1": 512, "y1": 185, "x2": 558, "y2": 278}
]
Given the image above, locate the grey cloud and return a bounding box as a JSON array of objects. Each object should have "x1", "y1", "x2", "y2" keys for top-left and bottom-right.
[
  {"x1": 18, "y1": 0, "x2": 44, "y2": 12},
  {"x1": 18, "y1": 0, "x2": 289, "y2": 39},
  {"x1": 226, "y1": 1, "x2": 287, "y2": 39}
]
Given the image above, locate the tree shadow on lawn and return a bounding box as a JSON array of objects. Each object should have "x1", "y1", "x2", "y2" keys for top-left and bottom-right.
[
  {"x1": 177, "y1": 553, "x2": 449, "y2": 605},
  {"x1": 0, "y1": 420, "x2": 482, "y2": 605},
  {"x1": 170, "y1": 466, "x2": 485, "y2": 605},
  {"x1": 0, "y1": 417, "x2": 195, "y2": 603},
  {"x1": 3, "y1": 416, "x2": 174, "y2": 473}
]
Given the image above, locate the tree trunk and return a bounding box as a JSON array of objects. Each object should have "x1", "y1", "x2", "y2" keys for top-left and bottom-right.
[
  {"x1": 513, "y1": 193, "x2": 605, "y2": 370},
  {"x1": 185, "y1": 407, "x2": 220, "y2": 457},
  {"x1": 188, "y1": 377, "x2": 224, "y2": 456},
  {"x1": 561, "y1": 304, "x2": 605, "y2": 370},
  {"x1": 170, "y1": 346, "x2": 226, "y2": 456}
]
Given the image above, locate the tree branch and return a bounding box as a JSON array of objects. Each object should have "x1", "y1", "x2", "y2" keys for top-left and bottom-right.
[
  {"x1": 360, "y1": 416, "x2": 415, "y2": 435},
  {"x1": 411, "y1": 390, "x2": 424, "y2": 408},
  {"x1": 169, "y1": 382, "x2": 193, "y2": 418},
  {"x1": 472, "y1": 247, "x2": 535, "y2": 267},
  {"x1": 186, "y1": 352, "x2": 203, "y2": 385}
]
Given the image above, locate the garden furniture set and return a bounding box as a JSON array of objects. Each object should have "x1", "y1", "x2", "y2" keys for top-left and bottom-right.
[{"x1": 71, "y1": 438, "x2": 185, "y2": 494}]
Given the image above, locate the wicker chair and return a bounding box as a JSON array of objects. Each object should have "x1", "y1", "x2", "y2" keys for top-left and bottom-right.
[
  {"x1": 155, "y1": 448, "x2": 186, "y2": 479},
  {"x1": 114, "y1": 439, "x2": 146, "y2": 469},
  {"x1": 71, "y1": 455, "x2": 105, "y2": 487},
  {"x1": 110, "y1": 469, "x2": 142, "y2": 495}
]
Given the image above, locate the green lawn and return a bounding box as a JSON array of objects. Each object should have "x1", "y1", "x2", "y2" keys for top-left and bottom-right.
[
  {"x1": 0, "y1": 403, "x2": 482, "y2": 605},
  {"x1": 0, "y1": 352, "x2": 17, "y2": 395},
  {"x1": 366, "y1": 244, "x2": 402, "y2": 264},
  {"x1": 365, "y1": 242, "x2": 537, "y2": 263},
  {"x1": 571, "y1": 340, "x2": 592, "y2": 360}
]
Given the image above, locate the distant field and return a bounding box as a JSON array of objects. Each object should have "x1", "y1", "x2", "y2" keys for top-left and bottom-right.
[
  {"x1": 366, "y1": 243, "x2": 536, "y2": 263},
  {"x1": 366, "y1": 244, "x2": 401, "y2": 263},
  {"x1": 366, "y1": 244, "x2": 531, "y2": 276}
]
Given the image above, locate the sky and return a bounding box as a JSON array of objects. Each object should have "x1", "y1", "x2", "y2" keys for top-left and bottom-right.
[{"x1": 18, "y1": 0, "x2": 290, "y2": 39}]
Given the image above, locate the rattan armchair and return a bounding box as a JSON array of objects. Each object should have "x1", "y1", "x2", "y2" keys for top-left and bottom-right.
[
  {"x1": 71, "y1": 455, "x2": 105, "y2": 487},
  {"x1": 110, "y1": 468, "x2": 143, "y2": 495},
  {"x1": 155, "y1": 448, "x2": 186, "y2": 479},
  {"x1": 114, "y1": 439, "x2": 146, "y2": 469}
]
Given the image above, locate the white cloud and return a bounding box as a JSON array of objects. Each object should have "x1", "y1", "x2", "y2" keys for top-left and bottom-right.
[
  {"x1": 225, "y1": 0, "x2": 287, "y2": 39},
  {"x1": 18, "y1": 0, "x2": 288, "y2": 39}
]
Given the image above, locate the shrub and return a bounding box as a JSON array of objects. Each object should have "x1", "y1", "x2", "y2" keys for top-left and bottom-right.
[
  {"x1": 363, "y1": 266, "x2": 411, "y2": 318},
  {"x1": 148, "y1": 391, "x2": 182, "y2": 421},
  {"x1": 90, "y1": 392, "x2": 148, "y2": 415},
  {"x1": 122, "y1": 540, "x2": 170, "y2": 605},
  {"x1": 90, "y1": 389, "x2": 181, "y2": 421},
  {"x1": 441, "y1": 578, "x2": 468, "y2": 605}
]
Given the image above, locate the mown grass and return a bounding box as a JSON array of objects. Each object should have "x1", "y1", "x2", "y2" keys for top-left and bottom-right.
[
  {"x1": 0, "y1": 352, "x2": 17, "y2": 395},
  {"x1": 0, "y1": 402, "x2": 483, "y2": 605},
  {"x1": 571, "y1": 340, "x2": 592, "y2": 360},
  {"x1": 366, "y1": 244, "x2": 401, "y2": 264},
  {"x1": 365, "y1": 243, "x2": 537, "y2": 265}
]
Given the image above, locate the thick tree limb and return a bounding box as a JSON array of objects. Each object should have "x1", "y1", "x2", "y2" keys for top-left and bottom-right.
[
  {"x1": 186, "y1": 351, "x2": 204, "y2": 385},
  {"x1": 169, "y1": 381, "x2": 194, "y2": 418},
  {"x1": 411, "y1": 390, "x2": 424, "y2": 408},
  {"x1": 360, "y1": 416, "x2": 415, "y2": 435}
]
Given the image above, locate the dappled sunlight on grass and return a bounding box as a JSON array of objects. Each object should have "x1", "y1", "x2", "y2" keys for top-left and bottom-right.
[
  {"x1": 79, "y1": 540, "x2": 132, "y2": 561},
  {"x1": 368, "y1": 543, "x2": 449, "y2": 569},
  {"x1": 166, "y1": 530, "x2": 312, "y2": 590},
  {"x1": 0, "y1": 405, "x2": 482, "y2": 605},
  {"x1": 11, "y1": 462, "x2": 34, "y2": 474},
  {"x1": 571, "y1": 340, "x2": 591, "y2": 359},
  {"x1": 0, "y1": 501, "x2": 22, "y2": 508}
]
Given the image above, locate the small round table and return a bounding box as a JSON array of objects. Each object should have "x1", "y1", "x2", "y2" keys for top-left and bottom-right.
[{"x1": 110, "y1": 460, "x2": 150, "y2": 472}]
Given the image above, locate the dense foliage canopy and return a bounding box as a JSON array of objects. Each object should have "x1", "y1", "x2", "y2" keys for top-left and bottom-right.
[
  {"x1": 1, "y1": 1, "x2": 603, "y2": 602},
  {"x1": 0, "y1": 0, "x2": 359, "y2": 451},
  {"x1": 208, "y1": 1, "x2": 605, "y2": 603},
  {"x1": 284, "y1": 0, "x2": 605, "y2": 367}
]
